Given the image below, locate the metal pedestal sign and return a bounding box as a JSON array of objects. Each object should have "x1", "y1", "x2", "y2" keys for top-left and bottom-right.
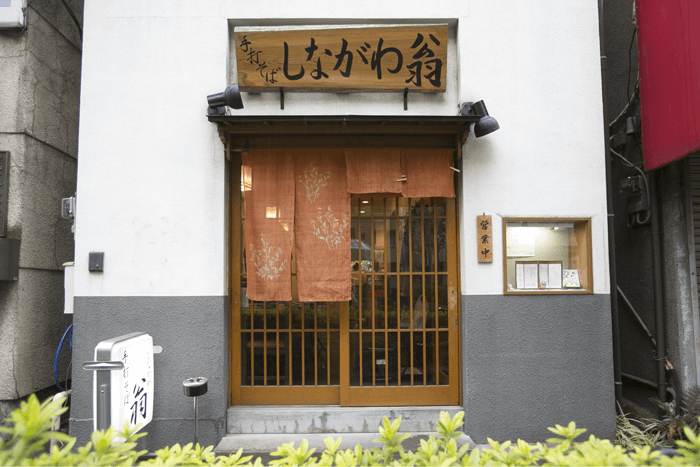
[{"x1": 83, "y1": 332, "x2": 155, "y2": 437}]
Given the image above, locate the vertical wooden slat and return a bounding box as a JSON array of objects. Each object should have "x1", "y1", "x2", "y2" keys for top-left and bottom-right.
[
  {"x1": 371, "y1": 198, "x2": 376, "y2": 331},
  {"x1": 263, "y1": 303, "x2": 268, "y2": 386},
  {"x1": 383, "y1": 199, "x2": 390, "y2": 386},
  {"x1": 230, "y1": 146, "x2": 242, "y2": 403},
  {"x1": 287, "y1": 329, "x2": 292, "y2": 387},
  {"x1": 314, "y1": 303, "x2": 318, "y2": 386},
  {"x1": 276, "y1": 303, "x2": 280, "y2": 386},
  {"x1": 358, "y1": 309, "x2": 363, "y2": 386},
  {"x1": 372, "y1": 331, "x2": 376, "y2": 387},
  {"x1": 358, "y1": 204, "x2": 364, "y2": 387},
  {"x1": 446, "y1": 198, "x2": 459, "y2": 402},
  {"x1": 394, "y1": 201, "x2": 402, "y2": 387},
  {"x1": 433, "y1": 201, "x2": 439, "y2": 320},
  {"x1": 408, "y1": 201, "x2": 414, "y2": 386},
  {"x1": 301, "y1": 303, "x2": 306, "y2": 386},
  {"x1": 433, "y1": 187, "x2": 440, "y2": 387},
  {"x1": 421, "y1": 201, "x2": 427, "y2": 386},
  {"x1": 370, "y1": 198, "x2": 376, "y2": 387},
  {"x1": 326, "y1": 304, "x2": 331, "y2": 386},
  {"x1": 339, "y1": 301, "x2": 350, "y2": 404},
  {"x1": 249, "y1": 329, "x2": 254, "y2": 386}
]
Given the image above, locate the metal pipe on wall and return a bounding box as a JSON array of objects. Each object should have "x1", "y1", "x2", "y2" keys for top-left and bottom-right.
[
  {"x1": 649, "y1": 172, "x2": 668, "y2": 404},
  {"x1": 598, "y1": 0, "x2": 623, "y2": 405}
]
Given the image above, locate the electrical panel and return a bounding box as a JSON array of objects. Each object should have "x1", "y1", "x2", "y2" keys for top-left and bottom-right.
[{"x1": 619, "y1": 175, "x2": 649, "y2": 215}]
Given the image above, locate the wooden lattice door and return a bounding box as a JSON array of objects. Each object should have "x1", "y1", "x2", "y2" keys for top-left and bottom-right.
[{"x1": 229, "y1": 159, "x2": 460, "y2": 406}]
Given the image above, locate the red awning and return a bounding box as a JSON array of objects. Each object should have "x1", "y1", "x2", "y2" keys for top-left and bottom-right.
[{"x1": 636, "y1": 0, "x2": 700, "y2": 170}]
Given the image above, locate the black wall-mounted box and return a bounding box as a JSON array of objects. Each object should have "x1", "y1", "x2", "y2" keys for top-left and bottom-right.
[
  {"x1": 89, "y1": 252, "x2": 104, "y2": 272},
  {"x1": 0, "y1": 238, "x2": 20, "y2": 281}
]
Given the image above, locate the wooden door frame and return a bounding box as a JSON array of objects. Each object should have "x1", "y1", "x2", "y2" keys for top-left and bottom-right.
[{"x1": 221, "y1": 118, "x2": 466, "y2": 407}]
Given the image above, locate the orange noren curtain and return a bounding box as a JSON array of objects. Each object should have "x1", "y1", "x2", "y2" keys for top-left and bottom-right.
[
  {"x1": 345, "y1": 148, "x2": 402, "y2": 195},
  {"x1": 294, "y1": 149, "x2": 351, "y2": 301},
  {"x1": 345, "y1": 148, "x2": 455, "y2": 198},
  {"x1": 242, "y1": 149, "x2": 294, "y2": 301},
  {"x1": 243, "y1": 147, "x2": 454, "y2": 301},
  {"x1": 400, "y1": 148, "x2": 455, "y2": 198}
]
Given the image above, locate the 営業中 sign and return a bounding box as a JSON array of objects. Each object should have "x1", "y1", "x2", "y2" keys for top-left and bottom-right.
[
  {"x1": 234, "y1": 24, "x2": 448, "y2": 93},
  {"x1": 477, "y1": 215, "x2": 493, "y2": 263}
]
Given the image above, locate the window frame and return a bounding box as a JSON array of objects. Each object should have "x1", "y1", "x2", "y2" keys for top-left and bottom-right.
[{"x1": 502, "y1": 217, "x2": 593, "y2": 295}]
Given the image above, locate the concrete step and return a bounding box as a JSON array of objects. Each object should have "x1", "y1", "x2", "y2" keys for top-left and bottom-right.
[
  {"x1": 227, "y1": 406, "x2": 464, "y2": 435},
  {"x1": 215, "y1": 432, "x2": 476, "y2": 460}
]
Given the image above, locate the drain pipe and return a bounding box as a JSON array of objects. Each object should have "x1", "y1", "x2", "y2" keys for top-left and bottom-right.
[
  {"x1": 598, "y1": 0, "x2": 623, "y2": 405},
  {"x1": 649, "y1": 171, "x2": 667, "y2": 404}
]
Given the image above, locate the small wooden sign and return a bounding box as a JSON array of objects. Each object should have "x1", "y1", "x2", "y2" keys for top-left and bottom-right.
[
  {"x1": 476, "y1": 215, "x2": 493, "y2": 263},
  {"x1": 234, "y1": 24, "x2": 448, "y2": 93}
]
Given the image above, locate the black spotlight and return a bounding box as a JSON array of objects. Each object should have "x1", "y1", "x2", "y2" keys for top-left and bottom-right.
[
  {"x1": 459, "y1": 100, "x2": 500, "y2": 137},
  {"x1": 207, "y1": 84, "x2": 244, "y2": 114}
]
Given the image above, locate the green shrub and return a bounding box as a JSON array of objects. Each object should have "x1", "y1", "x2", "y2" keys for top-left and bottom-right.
[{"x1": 5, "y1": 393, "x2": 700, "y2": 466}]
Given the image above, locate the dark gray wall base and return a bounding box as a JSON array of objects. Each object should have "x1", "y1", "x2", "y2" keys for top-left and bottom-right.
[
  {"x1": 69, "y1": 295, "x2": 228, "y2": 450},
  {"x1": 462, "y1": 294, "x2": 615, "y2": 443},
  {"x1": 71, "y1": 417, "x2": 226, "y2": 452}
]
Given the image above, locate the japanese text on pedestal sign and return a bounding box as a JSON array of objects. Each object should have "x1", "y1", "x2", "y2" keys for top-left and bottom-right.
[
  {"x1": 112, "y1": 334, "x2": 154, "y2": 435},
  {"x1": 233, "y1": 25, "x2": 448, "y2": 93}
]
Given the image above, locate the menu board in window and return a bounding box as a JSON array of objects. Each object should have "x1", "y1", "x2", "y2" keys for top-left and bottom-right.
[{"x1": 515, "y1": 261, "x2": 563, "y2": 290}]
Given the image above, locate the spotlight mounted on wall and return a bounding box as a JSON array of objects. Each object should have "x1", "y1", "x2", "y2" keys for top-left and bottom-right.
[
  {"x1": 206, "y1": 83, "x2": 244, "y2": 115},
  {"x1": 459, "y1": 100, "x2": 500, "y2": 137}
]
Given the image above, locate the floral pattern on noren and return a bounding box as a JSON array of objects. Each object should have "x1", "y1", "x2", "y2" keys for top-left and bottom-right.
[
  {"x1": 312, "y1": 205, "x2": 350, "y2": 250},
  {"x1": 249, "y1": 233, "x2": 288, "y2": 281},
  {"x1": 298, "y1": 164, "x2": 331, "y2": 203}
]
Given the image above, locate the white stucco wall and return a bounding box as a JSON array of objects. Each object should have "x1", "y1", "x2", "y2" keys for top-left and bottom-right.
[
  {"x1": 75, "y1": 0, "x2": 608, "y2": 297},
  {"x1": 458, "y1": 2, "x2": 609, "y2": 295}
]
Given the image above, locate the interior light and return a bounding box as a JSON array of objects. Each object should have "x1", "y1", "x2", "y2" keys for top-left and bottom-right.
[
  {"x1": 362, "y1": 200, "x2": 369, "y2": 204},
  {"x1": 266, "y1": 207, "x2": 277, "y2": 218},
  {"x1": 241, "y1": 166, "x2": 252, "y2": 191}
]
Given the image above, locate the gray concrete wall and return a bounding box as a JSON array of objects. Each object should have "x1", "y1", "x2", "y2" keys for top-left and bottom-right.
[
  {"x1": 69, "y1": 296, "x2": 228, "y2": 450},
  {"x1": 462, "y1": 294, "x2": 615, "y2": 443},
  {"x1": 0, "y1": 1, "x2": 82, "y2": 402}
]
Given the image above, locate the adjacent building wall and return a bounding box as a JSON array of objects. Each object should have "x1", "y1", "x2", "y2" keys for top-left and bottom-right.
[
  {"x1": 604, "y1": 0, "x2": 700, "y2": 412},
  {"x1": 71, "y1": 0, "x2": 614, "y2": 447},
  {"x1": 0, "y1": 0, "x2": 82, "y2": 417}
]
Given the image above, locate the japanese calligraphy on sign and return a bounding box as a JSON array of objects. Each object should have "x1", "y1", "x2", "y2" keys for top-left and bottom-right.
[
  {"x1": 477, "y1": 215, "x2": 493, "y2": 263},
  {"x1": 234, "y1": 24, "x2": 448, "y2": 93},
  {"x1": 111, "y1": 334, "x2": 154, "y2": 438}
]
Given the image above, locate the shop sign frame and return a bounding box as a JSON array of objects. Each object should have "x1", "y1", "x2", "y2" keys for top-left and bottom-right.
[{"x1": 233, "y1": 24, "x2": 448, "y2": 93}]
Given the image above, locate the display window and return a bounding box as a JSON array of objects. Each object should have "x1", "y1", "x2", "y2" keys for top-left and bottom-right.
[{"x1": 503, "y1": 218, "x2": 592, "y2": 294}]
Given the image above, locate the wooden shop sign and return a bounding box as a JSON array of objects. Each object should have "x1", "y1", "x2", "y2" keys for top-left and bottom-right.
[{"x1": 233, "y1": 24, "x2": 448, "y2": 93}]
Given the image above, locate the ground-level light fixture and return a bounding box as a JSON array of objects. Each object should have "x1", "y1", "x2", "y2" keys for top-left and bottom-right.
[
  {"x1": 459, "y1": 100, "x2": 500, "y2": 137},
  {"x1": 207, "y1": 84, "x2": 244, "y2": 114}
]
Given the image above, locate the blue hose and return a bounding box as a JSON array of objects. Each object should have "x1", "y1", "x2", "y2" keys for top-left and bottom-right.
[{"x1": 54, "y1": 324, "x2": 73, "y2": 391}]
